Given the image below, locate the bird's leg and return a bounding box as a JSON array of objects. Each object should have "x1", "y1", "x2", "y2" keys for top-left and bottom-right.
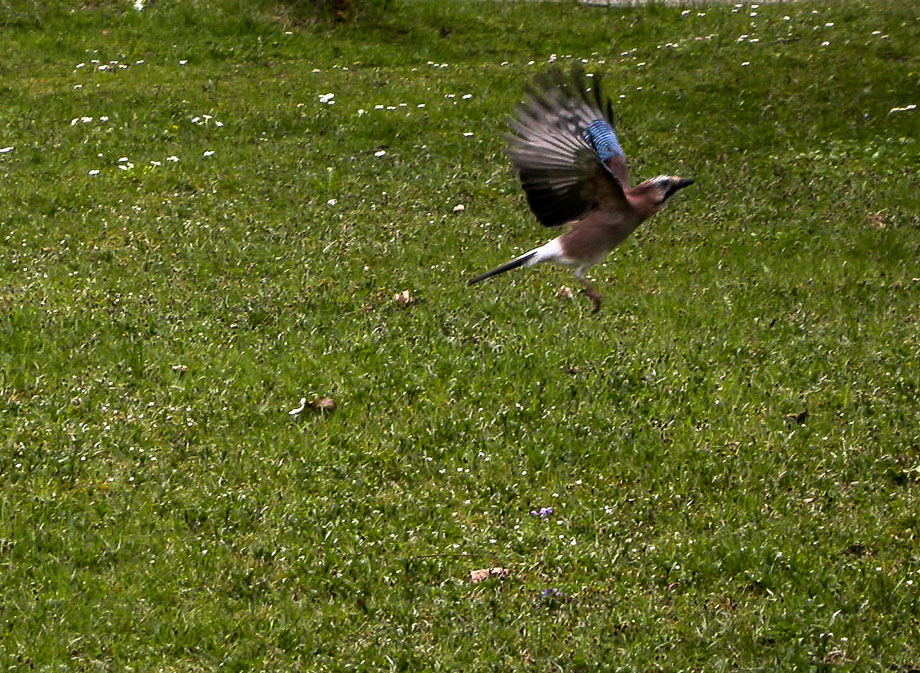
[
  {"x1": 581, "y1": 280, "x2": 602, "y2": 313},
  {"x1": 575, "y1": 269, "x2": 602, "y2": 313}
]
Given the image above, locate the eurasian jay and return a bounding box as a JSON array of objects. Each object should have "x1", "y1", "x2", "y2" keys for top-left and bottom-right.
[{"x1": 468, "y1": 65, "x2": 693, "y2": 313}]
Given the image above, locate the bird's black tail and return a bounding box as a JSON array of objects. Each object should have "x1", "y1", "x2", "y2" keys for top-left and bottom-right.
[{"x1": 468, "y1": 251, "x2": 538, "y2": 286}]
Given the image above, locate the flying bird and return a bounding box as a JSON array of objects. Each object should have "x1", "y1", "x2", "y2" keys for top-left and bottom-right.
[{"x1": 468, "y1": 65, "x2": 693, "y2": 313}]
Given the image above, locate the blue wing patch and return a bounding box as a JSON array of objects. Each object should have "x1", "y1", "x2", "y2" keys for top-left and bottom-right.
[{"x1": 582, "y1": 119, "x2": 623, "y2": 162}]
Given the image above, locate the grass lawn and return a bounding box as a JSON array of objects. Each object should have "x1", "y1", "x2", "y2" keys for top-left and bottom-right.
[{"x1": 1, "y1": 0, "x2": 919, "y2": 670}]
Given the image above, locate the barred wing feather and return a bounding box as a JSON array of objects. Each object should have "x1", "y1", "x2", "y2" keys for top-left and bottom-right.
[{"x1": 506, "y1": 66, "x2": 630, "y2": 228}]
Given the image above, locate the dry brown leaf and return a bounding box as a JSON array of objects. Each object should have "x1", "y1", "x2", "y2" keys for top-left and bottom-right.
[
  {"x1": 784, "y1": 410, "x2": 809, "y2": 424},
  {"x1": 822, "y1": 650, "x2": 846, "y2": 665},
  {"x1": 393, "y1": 290, "x2": 412, "y2": 307},
  {"x1": 469, "y1": 567, "x2": 510, "y2": 583},
  {"x1": 311, "y1": 397, "x2": 336, "y2": 412}
]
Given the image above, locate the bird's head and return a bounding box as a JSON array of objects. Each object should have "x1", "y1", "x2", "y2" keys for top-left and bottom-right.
[{"x1": 630, "y1": 175, "x2": 694, "y2": 216}]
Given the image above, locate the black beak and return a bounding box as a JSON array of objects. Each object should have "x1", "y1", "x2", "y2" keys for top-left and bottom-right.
[{"x1": 665, "y1": 178, "x2": 694, "y2": 199}]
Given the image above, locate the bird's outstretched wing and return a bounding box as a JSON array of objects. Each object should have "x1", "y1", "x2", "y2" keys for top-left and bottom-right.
[{"x1": 506, "y1": 65, "x2": 630, "y2": 228}]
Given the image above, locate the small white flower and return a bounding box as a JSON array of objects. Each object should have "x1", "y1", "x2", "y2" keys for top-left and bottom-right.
[
  {"x1": 741, "y1": 61, "x2": 750, "y2": 66},
  {"x1": 150, "y1": 160, "x2": 162, "y2": 166},
  {"x1": 374, "y1": 104, "x2": 384, "y2": 110},
  {"x1": 88, "y1": 169, "x2": 100, "y2": 175},
  {"x1": 0, "y1": 146, "x2": 13, "y2": 153},
  {"x1": 357, "y1": 108, "x2": 367, "y2": 116},
  {"x1": 681, "y1": 9, "x2": 690, "y2": 15},
  {"x1": 417, "y1": 103, "x2": 425, "y2": 108},
  {"x1": 289, "y1": 397, "x2": 307, "y2": 416},
  {"x1": 74, "y1": 84, "x2": 83, "y2": 90},
  {"x1": 99, "y1": 116, "x2": 109, "y2": 122},
  {"x1": 462, "y1": 132, "x2": 474, "y2": 137},
  {"x1": 166, "y1": 155, "x2": 179, "y2": 162},
  {"x1": 461, "y1": 94, "x2": 473, "y2": 100},
  {"x1": 81, "y1": 116, "x2": 93, "y2": 123},
  {"x1": 179, "y1": 59, "x2": 188, "y2": 65},
  {"x1": 192, "y1": 116, "x2": 201, "y2": 123},
  {"x1": 326, "y1": 198, "x2": 337, "y2": 206},
  {"x1": 374, "y1": 150, "x2": 386, "y2": 157},
  {"x1": 318, "y1": 92, "x2": 335, "y2": 104},
  {"x1": 821, "y1": 41, "x2": 830, "y2": 46},
  {"x1": 203, "y1": 150, "x2": 215, "y2": 157},
  {"x1": 118, "y1": 156, "x2": 129, "y2": 163}
]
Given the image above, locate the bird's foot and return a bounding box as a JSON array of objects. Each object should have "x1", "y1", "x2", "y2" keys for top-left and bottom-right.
[
  {"x1": 580, "y1": 287, "x2": 602, "y2": 314},
  {"x1": 577, "y1": 278, "x2": 602, "y2": 314}
]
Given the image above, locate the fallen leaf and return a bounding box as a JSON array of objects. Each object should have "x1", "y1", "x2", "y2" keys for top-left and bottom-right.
[
  {"x1": 784, "y1": 410, "x2": 809, "y2": 424},
  {"x1": 822, "y1": 650, "x2": 846, "y2": 665},
  {"x1": 393, "y1": 290, "x2": 412, "y2": 307},
  {"x1": 311, "y1": 397, "x2": 336, "y2": 412},
  {"x1": 469, "y1": 567, "x2": 510, "y2": 583}
]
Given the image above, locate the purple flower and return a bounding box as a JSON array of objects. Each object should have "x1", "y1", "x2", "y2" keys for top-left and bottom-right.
[
  {"x1": 530, "y1": 507, "x2": 553, "y2": 518},
  {"x1": 541, "y1": 588, "x2": 565, "y2": 598}
]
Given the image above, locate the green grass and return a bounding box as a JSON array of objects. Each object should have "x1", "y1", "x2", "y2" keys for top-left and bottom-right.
[{"x1": 1, "y1": 0, "x2": 919, "y2": 670}]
